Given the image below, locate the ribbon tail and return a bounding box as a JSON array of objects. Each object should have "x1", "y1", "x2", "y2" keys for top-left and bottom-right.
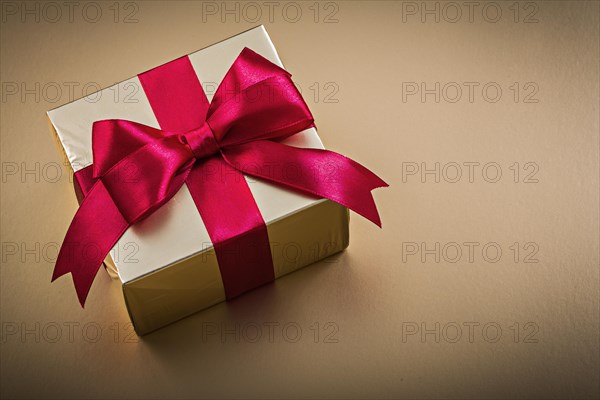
[
  {"x1": 222, "y1": 141, "x2": 388, "y2": 227},
  {"x1": 52, "y1": 181, "x2": 129, "y2": 306}
]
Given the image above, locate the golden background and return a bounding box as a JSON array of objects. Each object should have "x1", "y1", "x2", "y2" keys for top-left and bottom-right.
[{"x1": 1, "y1": 1, "x2": 598, "y2": 398}]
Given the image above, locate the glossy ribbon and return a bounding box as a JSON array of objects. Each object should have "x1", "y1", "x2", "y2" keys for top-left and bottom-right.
[{"x1": 52, "y1": 48, "x2": 387, "y2": 306}]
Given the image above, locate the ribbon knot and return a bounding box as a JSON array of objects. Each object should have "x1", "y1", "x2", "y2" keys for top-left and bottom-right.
[{"x1": 180, "y1": 122, "x2": 219, "y2": 159}]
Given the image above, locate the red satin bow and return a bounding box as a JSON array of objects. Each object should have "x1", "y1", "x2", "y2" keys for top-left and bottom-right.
[{"x1": 52, "y1": 48, "x2": 387, "y2": 306}]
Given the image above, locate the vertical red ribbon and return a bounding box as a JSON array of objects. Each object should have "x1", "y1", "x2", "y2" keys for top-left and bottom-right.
[{"x1": 138, "y1": 56, "x2": 275, "y2": 299}]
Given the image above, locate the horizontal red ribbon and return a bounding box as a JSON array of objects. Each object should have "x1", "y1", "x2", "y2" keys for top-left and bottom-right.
[{"x1": 52, "y1": 48, "x2": 387, "y2": 306}]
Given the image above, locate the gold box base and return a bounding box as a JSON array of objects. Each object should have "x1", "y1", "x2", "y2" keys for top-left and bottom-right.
[{"x1": 123, "y1": 200, "x2": 349, "y2": 335}]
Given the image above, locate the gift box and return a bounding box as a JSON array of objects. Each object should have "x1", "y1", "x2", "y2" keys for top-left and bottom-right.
[{"x1": 48, "y1": 26, "x2": 385, "y2": 335}]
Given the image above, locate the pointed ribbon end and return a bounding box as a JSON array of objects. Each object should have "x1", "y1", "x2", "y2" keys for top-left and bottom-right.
[
  {"x1": 367, "y1": 180, "x2": 387, "y2": 227},
  {"x1": 368, "y1": 210, "x2": 383, "y2": 229},
  {"x1": 357, "y1": 194, "x2": 384, "y2": 229},
  {"x1": 76, "y1": 288, "x2": 88, "y2": 308},
  {"x1": 73, "y1": 274, "x2": 92, "y2": 308},
  {"x1": 51, "y1": 266, "x2": 68, "y2": 282},
  {"x1": 374, "y1": 177, "x2": 389, "y2": 190}
]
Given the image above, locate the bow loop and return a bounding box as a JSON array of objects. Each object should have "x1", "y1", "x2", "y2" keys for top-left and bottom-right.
[
  {"x1": 208, "y1": 48, "x2": 290, "y2": 114},
  {"x1": 208, "y1": 74, "x2": 314, "y2": 147},
  {"x1": 99, "y1": 135, "x2": 195, "y2": 224},
  {"x1": 92, "y1": 120, "x2": 165, "y2": 179}
]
